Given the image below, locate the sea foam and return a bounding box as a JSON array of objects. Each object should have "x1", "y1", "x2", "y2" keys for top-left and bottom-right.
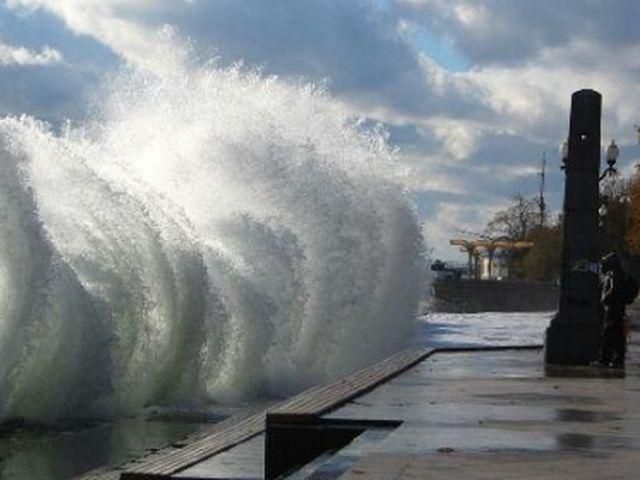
[{"x1": 0, "y1": 55, "x2": 424, "y2": 421}]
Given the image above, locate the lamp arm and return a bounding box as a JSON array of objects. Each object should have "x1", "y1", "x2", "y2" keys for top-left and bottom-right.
[{"x1": 599, "y1": 166, "x2": 617, "y2": 182}]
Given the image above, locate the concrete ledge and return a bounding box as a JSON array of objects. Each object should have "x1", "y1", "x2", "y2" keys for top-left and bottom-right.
[{"x1": 433, "y1": 279, "x2": 558, "y2": 312}]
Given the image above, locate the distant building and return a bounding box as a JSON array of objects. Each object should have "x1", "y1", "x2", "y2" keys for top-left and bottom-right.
[
  {"x1": 480, "y1": 254, "x2": 508, "y2": 280},
  {"x1": 449, "y1": 238, "x2": 534, "y2": 280}
]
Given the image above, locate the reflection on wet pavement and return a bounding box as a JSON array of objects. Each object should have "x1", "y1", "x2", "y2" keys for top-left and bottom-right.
[
  {"x1": 319, "y1": 341, "x2": 640, "y2": 479},
  {"x1": 555, "y1": 409, "x2": 621, "y2": 423}
]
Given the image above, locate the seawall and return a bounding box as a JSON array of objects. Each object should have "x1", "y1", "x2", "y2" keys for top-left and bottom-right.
[{"x1": 432, "y1": 278, "x2": 559, "y2": 312}]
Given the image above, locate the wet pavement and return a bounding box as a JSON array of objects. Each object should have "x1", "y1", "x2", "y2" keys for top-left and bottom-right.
[
  {"x1": 172, "y1": 342, "x2": 640, "y2": 479},
  {"x1": 315, "y1": 344, "x2": 640, "y2": 479},
  {"x1": 174, "y1": 434, "x2": 265, "y2": 479},
  {"x1": 160, "y1": 309, "x2": 640, "y2": 479}
]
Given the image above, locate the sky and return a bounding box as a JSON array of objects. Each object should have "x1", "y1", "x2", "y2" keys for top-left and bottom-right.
[{"x1": 0, "y1": 0, "x2": 639, "y2": 261}]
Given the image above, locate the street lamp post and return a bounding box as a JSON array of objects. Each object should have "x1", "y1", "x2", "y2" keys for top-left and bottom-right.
[
  {"x1": 600, "y1": 140, "x2": 620, "y2": 181},
  {"x1": 598, "y1": 140, "x2": 620, "y2": 252},
  {"x1": 545, "y1": 89, "x2": 603, "y2": 365}
]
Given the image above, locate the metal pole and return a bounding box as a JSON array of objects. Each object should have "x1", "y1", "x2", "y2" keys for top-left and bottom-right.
[
  {"x1": 545, "y1": 89, "x2": 602, "y2": 365},
  {"x1": 539, "y1": 152, "x2": 546, "y2": 226}
]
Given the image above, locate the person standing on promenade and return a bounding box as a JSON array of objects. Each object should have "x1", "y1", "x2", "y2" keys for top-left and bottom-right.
[{"x1": 599, "y1": 252, "x2": 638, "y2": 369}]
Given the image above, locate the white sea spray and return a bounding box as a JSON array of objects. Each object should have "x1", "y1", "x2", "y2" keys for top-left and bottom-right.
[{"x1": 0, "y1": 55, "x2": 425, "y2": 421}]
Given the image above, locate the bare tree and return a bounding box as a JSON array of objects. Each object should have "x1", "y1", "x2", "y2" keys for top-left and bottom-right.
[{"x1": 486, "y1": 194, "x2": 540, "y2": 241}]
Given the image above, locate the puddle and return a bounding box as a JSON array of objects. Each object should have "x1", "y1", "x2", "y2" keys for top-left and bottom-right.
[
  {"x1": 555, "y1": 432, "x2": 637, "y2": 451},
  {"x1": 555, "y1": 433, "x2": 595, "y2": 449},
  {"x1": 554, "y1": 409, "x2": 620, "y2": 423},
  {"x1": 476, "y1": 392, "x2": 603, "y2": 405}
]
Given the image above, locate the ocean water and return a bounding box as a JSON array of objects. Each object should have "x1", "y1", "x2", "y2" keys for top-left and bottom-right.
[
  {"x1": 0, "y1": 415, "x2": 208, "y2": 479},
  {"x1": 417, "y1": 311, "x2": 553, "y2": 348},
  {"x1": 0, "y1": 36, "x2": 425, "y2": 479}
]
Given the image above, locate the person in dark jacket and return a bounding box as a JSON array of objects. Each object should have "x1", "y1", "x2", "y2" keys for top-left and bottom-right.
[{"x1": 599, "y1": 252, "x2": 628, "y2": 368}]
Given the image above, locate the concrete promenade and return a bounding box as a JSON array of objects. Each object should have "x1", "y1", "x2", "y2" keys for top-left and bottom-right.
[
  {"x1": 88, "y1": 334, "x2": 640, "y2": 480},
  {"x1": 323, "y1": 347, "x2": 640, "y2": 479}
]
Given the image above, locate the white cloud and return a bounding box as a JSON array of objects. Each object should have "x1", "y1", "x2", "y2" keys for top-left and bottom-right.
[
  {"x1": 430, "y1": 119, "x2": 480, "y2": 160},
  {"x1": 0, "y1": 39, "x2": 61, "y2": 66},
  {"x1": 391, "y1": 151, "x2": 468, "y2": 193},
  {"x1": 460, "y1": 39, "x2": 640, "y2": 146},
  {"x1": 4, "y1": 0, "x2": 640, "y2": 259},
  {"x1": 452, "y1": 3, "x2": 486, "y2": 27},
  {"x1": 6, "y1": 0, "x2": 183, "y2": 73},
  {"x1": 422, "y1": 200, "x2": 499, "y2": 260}
]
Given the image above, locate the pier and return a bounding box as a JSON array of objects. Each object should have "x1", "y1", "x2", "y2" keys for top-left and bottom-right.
[{"x1": 78, "y1": 333, "x2": 640, "y2": 479}]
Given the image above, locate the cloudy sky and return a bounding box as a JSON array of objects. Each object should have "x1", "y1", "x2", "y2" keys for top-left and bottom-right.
[{"x1": 1, "y1": 0, "x2": 639, "y2": 260}]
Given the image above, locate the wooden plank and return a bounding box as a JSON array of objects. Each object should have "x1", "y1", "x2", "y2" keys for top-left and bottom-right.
[
  {"x1": 122, "y1": 413, "x2": 266, "y2": 478},
  {"x1": 72, "y1": 469, "x2": 121, "y2": 480},
  {"x1": 118, "y1": 346, "x2": 434, "y2": 478},
  {"x1": 269, "y1": 347, "x2": 433, "y2": 420},
  {"x1": 75, "y1": 409, "x2": 264, "y2": 480}
]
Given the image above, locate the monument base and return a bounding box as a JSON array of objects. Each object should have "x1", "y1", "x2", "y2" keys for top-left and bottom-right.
[{"x1": 545, "y1": 314, "x2": 600, "y2": 365}]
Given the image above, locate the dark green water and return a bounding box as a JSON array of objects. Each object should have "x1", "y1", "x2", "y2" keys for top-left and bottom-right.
[{"x1": 0, "y1": 416, "x2": 210, "y2": 479}]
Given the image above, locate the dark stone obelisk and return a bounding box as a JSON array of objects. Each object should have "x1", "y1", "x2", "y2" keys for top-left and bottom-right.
[{"x1": 545, "y1": 89, "x2": 602, "y2": 365}]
